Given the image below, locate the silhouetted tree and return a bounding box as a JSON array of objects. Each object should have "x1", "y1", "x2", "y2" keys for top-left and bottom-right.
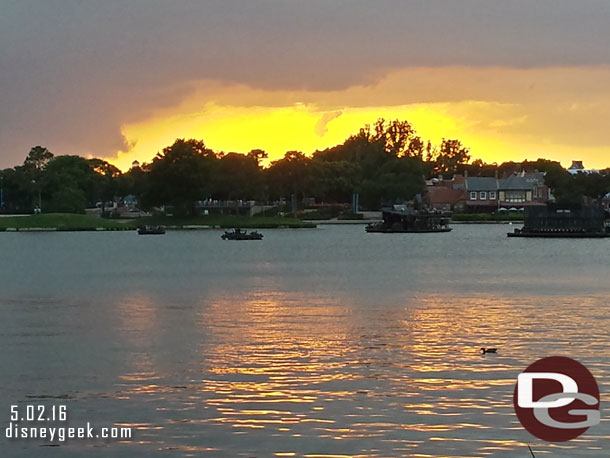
[
  {"x1": 307, "y1": 160, "x2": 361, "y2": 202},
  {"x1": 266, "y1": 151, "x2": 310, "y2": 200},
  {"x1": 42, "y1": 155, "x2": 98, "y2": 213},
  {"x1": 359, "y1": 157, "x2": 427, "y2": 208},
  {"x1": 247, "y1": 149, "x2": 268, "y2": 166},
  {"x1": 23, "y1": 146, "x2": 54, "y2": 174},
  {"x1": 142, "y1": 139, "x2": 216, "y2": 216},
  {"x1": 88, "y1": 158, "x2": 122, "y2": 213},
  {"x1": 212, "y1": 152, "x2": 264, "y2": 201},
  {"x1": 432, "y1": 139, "x2": 471, "y2": 177}
]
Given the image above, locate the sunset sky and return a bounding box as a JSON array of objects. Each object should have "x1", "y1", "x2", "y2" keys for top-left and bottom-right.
[{"x1": 3, "y1": 1, "x2": 610, "y2": 170}]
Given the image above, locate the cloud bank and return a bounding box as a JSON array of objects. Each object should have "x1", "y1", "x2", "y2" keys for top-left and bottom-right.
[{"x1": 2, "y1": 0, "x2": 610, "y2": 167}]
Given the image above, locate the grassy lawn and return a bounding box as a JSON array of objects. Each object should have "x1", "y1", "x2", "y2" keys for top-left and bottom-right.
[
  {"x1": 137, "y1": 214, "x2": 316, "y2": 229},
  {"x1": 0, "y1": 213, "x2": 135, "y2": 231}
]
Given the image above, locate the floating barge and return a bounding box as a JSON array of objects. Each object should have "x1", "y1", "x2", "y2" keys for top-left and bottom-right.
[
  {"x1": 137, "y1": 225, "x2": 166, "y2": 235},
  {"x1": 221, "y1": 228, "x2": 264, "y2": 240},
  {"x1": 508, "y1": 205, "x2": 610, "y2": 238},
  {"x1": 366, "y1": 205, "x2": 451, "y2": 233}
]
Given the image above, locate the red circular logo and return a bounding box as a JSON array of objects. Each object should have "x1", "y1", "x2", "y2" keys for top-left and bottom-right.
[{"x1": 513, "y1": 356, "x2": 600, "y2": 442}]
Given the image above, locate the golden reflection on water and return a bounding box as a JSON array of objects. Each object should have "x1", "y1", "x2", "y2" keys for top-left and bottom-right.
[
  {"x1": 111, "y1": 290, "x2": 610, "y2": 457},
  {"x1": 114, "y1": 294, "x2": 164, "y2": 391}
]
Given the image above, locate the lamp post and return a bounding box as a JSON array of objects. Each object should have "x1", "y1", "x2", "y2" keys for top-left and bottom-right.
[
  {"x1": 0, "y1": 176, "x2": 4, "y2": 211},
  {"x1": 31, "y1": 179, "x2": 41, "y2": 213}
]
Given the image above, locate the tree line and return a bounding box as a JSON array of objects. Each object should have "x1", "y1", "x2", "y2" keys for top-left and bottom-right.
[{"x1": 0, "y1": 118, "x2": 608, "y2": 215}]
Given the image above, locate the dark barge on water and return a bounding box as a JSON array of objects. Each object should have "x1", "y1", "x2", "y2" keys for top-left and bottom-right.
[
  {"x1": 221, "y1": 228, "x2": 264, "y2": 240},
  {"x1": 366, "y1": 205, "x2": 452, "y2": 233},
  {"x1": 138, "y1": 225, "x2": 166, "y2": 235},
  {"x1": 508, "y1": 205, "x2": 610, "y2": 238}
]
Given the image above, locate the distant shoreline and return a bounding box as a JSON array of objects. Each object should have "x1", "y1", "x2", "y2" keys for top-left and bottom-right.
[
  {"x1": 451, "y1": 220, "x2": 520, "y2": 225},
  {"x1": 0, "y1": 213, "x2": 524, "y2": 231},
  {"x1": 0, "y1": 213, "x2": 316, "y2": 232},
  {"x1": 306, "y1": 218, "x2": 522, "y2": 225}
]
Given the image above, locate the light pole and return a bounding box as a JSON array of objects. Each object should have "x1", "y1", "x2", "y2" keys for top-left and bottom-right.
[
  {"x1": 31, "y1": 179, "x2": 41, "y2": 213},
  {"x1": 0, "y1": 176, "x2": 4, "y2": 211}
]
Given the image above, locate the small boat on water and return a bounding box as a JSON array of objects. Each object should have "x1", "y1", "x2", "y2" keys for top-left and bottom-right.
[
  {"x1": 221, "y1": 228, "x2": 263, "y2": 240},
  {"x1": 508, "y1": 205, "x2": 610, "y2": 238},
  {"x1": 366, "y1": 205, "x2": 452, "y2": 233},
  {"x1": 138, "y1": 225, "x2": 166, "y2": 235}
]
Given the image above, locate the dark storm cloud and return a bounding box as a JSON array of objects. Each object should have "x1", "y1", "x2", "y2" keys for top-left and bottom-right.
[{"x1": 1, "y1": 0, "x2": 610, "y2": 166}]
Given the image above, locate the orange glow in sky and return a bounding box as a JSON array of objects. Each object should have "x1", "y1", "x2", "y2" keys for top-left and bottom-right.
[
  {"x1": 110, "y1": 67, "x2": 610, "y2": 171},
  {"x1": 113, "y1": 103, "x2": 467, "y2": 169},
  {"x1": 7, "y1": 2, "x2": 610, "y2": 172}
]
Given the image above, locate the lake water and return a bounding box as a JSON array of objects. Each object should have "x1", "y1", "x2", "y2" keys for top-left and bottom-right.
[{"x1": 0, "y1": 224, "x2": 609, "y2": 457}]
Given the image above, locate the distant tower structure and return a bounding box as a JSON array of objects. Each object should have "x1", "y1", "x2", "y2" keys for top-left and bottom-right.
[
  {"x1": 568, "y1": 160, "x2": 585, "y2": 175},
  {"x1": 131, "y1": 160, "x2": 141, "y2": 169}
]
